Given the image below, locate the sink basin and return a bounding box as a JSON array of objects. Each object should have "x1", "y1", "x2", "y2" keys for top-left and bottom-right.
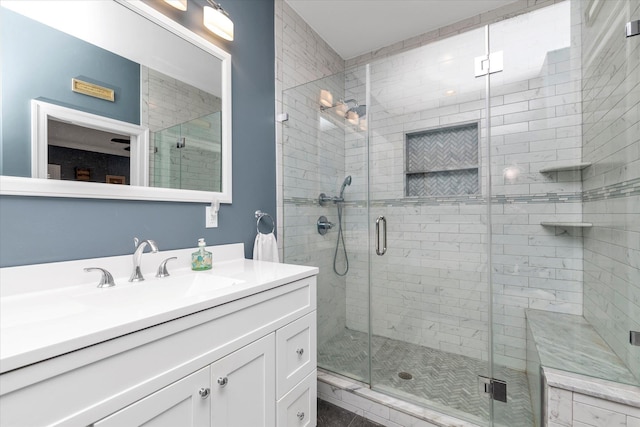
[
  {"x1": 1, "y1": 272, "x2": 245, "y2": 329},
  {"x1": 73, "y1": 272, "x2": 245, "y2": 309}
]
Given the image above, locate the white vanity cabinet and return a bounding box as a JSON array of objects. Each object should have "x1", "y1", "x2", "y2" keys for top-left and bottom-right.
[{"x1": 0, "y1": 272, "x2": 317, "y2": 427}]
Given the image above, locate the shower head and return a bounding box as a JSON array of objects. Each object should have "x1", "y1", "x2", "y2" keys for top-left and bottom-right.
[{"x1": 339, "y1": 175, "x2": 352, "y2": 198}]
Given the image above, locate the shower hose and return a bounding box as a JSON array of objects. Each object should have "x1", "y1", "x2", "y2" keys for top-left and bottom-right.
[{"x1": 333, "y1": 201, "x2": 349, "y2": 276}]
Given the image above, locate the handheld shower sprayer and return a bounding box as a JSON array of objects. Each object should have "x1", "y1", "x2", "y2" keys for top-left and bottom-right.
[
  {"x1": 334, "y1": 176, "x2": 351, "y2": 276},
  {"x1": 339, "y1": 175, "x2": 352, "y2": 199},
  {"x1": 319, "y1": 175, "x2": 352, "y2": 205},
  {"x1": 317, "y1": 175, "x2": 352, "y2": 276}
]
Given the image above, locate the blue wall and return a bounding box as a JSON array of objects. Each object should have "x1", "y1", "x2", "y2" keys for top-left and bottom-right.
[
  {"x1": 0, "y1": 0, "x2": 276, "y2": 267},
  {"x1": 1, "y1": 9, "x2": 141, "y2": 177}
]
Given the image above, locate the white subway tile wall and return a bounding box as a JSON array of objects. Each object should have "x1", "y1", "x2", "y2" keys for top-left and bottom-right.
[
  {"x1": 275, "y1": 0, "x2": 346, "y2": 261},
  {"x1": 581, "y1": 0, "x2": 640, "y2": 381}
]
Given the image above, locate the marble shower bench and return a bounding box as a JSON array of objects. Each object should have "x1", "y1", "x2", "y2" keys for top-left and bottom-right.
[{"x1": 525, "y1": 309, "x2": 640, "y2": 427}]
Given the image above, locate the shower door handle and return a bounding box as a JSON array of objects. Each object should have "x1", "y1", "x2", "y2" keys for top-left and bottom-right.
[{"x1": 375, "y1": 216, "x2": 387, "y2": 256}]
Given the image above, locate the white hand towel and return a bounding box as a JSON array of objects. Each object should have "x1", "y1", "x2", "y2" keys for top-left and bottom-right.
[{"x1": 253, "y1": 232, "x2": 279, "y2": 263}]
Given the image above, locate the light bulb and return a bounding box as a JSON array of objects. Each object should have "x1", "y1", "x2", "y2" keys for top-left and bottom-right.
[
  {"x1": 320, "y1": 90, "x2": 333, "y2": 108},
  {"x1": 346, "y1": 110, "x2": 359, "y2": 125},
  {"x1": 204, "y1": 4, "x2": 234, "y2": 41},
  {"x1": 163, "y1": 0, "x2": 187, "y2": 11},
  {"x1": 335, "y1": 103, "x2": 347, "y2": 117}
]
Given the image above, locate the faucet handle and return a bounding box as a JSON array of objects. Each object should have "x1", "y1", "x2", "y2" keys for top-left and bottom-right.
[
  {"x1": 84, "y1": 267, "x2": 116, "y2": 288},
  {"x1": 156, "y1": 257, "x2": 178, "y2": 278}
]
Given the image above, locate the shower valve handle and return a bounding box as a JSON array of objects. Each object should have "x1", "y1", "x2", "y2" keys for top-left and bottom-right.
[{"x1": 317, "y1": 216, "x2": 335, "y2": 235}]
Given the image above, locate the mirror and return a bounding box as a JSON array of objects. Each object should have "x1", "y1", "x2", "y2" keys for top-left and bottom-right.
[{"x1": 0, "y1": 0, "x2": 232, "y2": 203}]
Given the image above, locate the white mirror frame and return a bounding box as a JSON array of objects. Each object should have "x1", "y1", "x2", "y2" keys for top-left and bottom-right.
[{"x1": 0, "y1": 0, "x2": 232, "y2": 203}]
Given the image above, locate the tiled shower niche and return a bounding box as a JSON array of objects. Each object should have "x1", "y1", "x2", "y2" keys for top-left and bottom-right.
[{"x1": 405, "y1": 123, "x2": 479, "y2": 197}]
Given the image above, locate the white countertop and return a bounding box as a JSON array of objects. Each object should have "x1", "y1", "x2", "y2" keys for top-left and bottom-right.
[{"x1": 0, "y1": 244, "x2": 318, "y2": 374}]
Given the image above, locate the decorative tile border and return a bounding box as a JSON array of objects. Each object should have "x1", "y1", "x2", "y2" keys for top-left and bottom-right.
[
  {"x1": 582, "y1": 177, "x2": 640, "y2": 202},
  {"x1": 285, "y1": 192, "x2": 583, "y2": 207},
  {"x1": 285, "y1": 179, "x2": 639, "y2": 208}
]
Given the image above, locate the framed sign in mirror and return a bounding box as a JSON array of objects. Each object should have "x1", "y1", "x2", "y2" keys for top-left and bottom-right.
[{"x1": 0, "y1": 0, "x2": 232, "y2": 203}]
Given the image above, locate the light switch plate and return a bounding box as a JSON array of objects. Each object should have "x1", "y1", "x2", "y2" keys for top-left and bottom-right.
[{"x1": 205, "y1": 206, "x2": 218, "y2": 228}]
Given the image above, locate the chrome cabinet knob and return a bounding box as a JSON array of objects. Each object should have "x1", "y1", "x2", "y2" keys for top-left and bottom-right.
[
  {"x1": 198, "y1": 387, "x2": 210, "y2": 399},
  {"x1": 296, "y1": 348, "x2": 304, "y2": 356},
  {"x1": 297, "y1": 411, "x2": 305, "y2": 421},
  {"x1": 217, "y1": 376, "x2": 228, "y2": 387}
]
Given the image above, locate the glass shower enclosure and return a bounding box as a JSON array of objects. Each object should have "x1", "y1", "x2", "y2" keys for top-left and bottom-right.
[{"x1": 281, "y1": 1, "x2": 639, "y2": 425}]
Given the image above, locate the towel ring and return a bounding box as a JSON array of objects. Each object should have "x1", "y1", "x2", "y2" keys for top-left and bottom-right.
[{"x1": 255, "y1": 210, "x2": 275, "y2": 234}]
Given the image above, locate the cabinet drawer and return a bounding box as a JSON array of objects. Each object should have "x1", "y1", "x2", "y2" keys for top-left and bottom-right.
[
  {"x1": 276, "y1": 370, "x2": 317, "y2": 427},
  {"x1": 93, "y1": 366, "x2": 210, "y2": 427},
  {"x1": 276, "y1": 312, "x2": 316, "y2": 399}
]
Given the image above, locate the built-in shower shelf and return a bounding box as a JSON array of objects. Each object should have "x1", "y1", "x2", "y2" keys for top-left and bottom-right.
[
  {"x1": 540, "y1": 222, "x2": 593, "y2": 228},
  {"x1": 539, "y1": 162, "x2": 592, "y2": 173}
]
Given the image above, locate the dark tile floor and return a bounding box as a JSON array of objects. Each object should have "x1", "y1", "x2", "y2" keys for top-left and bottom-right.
[{"x1": 317, "y1": 399, "x2": 384, "y2": 427}]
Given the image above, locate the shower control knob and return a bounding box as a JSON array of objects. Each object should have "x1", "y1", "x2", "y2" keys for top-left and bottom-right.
[
  {"x1": 217, "y1": 376, "x2": 228, "y2": 387},
  {"x1": 317, "y1": 216, "x2": 335, "y2": 235},
  {"x1": 296, "y1": 348, "x2": 304, "y2": 356}
]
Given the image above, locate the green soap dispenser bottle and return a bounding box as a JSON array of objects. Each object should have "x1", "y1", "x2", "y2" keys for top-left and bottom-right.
[{"x1": 191, "y1": 238, "x2": 212, "y2": 271}]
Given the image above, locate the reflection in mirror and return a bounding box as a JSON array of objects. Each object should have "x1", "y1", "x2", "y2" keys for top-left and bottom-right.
[
  {"x1": 32, "y1": 100, "x2": 149, "y2": 186},
  {"x1": 144, "y1": 67, "x2": 222, "y2": 192},
  {"x1": 0, "y1": 0, "x2": 232, "y2": 203},
  {"x1": 153, "y1": 112, "x2": 222, "y2": 192},
  {"x1": 48, "y1": 120, "x2": 132, "y2": 185}
]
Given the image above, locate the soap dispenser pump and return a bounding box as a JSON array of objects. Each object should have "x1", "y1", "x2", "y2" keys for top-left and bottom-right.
[{"x1": 191, "y1": 238, "x2": 212, "y2": 271}]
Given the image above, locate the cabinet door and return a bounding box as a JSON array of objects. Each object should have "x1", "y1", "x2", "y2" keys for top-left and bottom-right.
[
  {"x1": 93, "y1": 367, "x2": 210, "y2": 427},
  {"x1": 211, "y1": 334, "x2": 276, "y2": 427}
]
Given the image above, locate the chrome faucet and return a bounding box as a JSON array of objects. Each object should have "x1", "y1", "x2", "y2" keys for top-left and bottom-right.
[{"x1": 129, "y1": 238, "x2": 159, "y2": 282}]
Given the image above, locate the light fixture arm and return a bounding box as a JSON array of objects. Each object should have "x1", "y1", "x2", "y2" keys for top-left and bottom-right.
[{"x1": 206, "y1": 0, "x2": 230, "y2": 18}]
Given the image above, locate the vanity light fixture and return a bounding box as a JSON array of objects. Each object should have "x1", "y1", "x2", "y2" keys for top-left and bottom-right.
[
  {"x1": 204, "y1": 0, "x2": 234, "y2": 41},
  {"x1": 163, "y1": 0, "x2": 188, "y2": 11}
]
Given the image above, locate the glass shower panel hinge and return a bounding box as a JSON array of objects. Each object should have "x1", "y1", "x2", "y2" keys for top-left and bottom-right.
[
  {"x1": 631, "y1": 331, "x2": 640, "y2": 346},
  {"x1": 474, "y1": 51, "x2": 504, "y2": 77},
  {"x1": 478, "y1": 375, "x2": 507, "y2": 403},
  {"x1": 176, "y1": 137, "x2": 186, "y2": 148}
]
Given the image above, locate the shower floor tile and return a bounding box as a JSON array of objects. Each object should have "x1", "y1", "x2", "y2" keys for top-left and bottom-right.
[{"x1": 318, "y1": 328, "x2": 534, "y2": 427}]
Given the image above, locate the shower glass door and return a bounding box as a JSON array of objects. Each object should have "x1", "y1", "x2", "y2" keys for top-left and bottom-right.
[
  {"x1": 281, "y1": 3, "x2": 581, "y2": 425},
  {"x1": 488, "y1": 3, "x2": 579, "y2": 426},
  {"x1": 282, "y1": 71, "x2": 371, "y2": 384},
  {"x1": 366, "y1": 27, "x2": 492, "y2": 424}
]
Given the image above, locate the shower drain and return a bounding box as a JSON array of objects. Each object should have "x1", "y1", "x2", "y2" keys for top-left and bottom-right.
[{"x1": 398, "y1": 372, "x2": 413, "y2": 380}]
